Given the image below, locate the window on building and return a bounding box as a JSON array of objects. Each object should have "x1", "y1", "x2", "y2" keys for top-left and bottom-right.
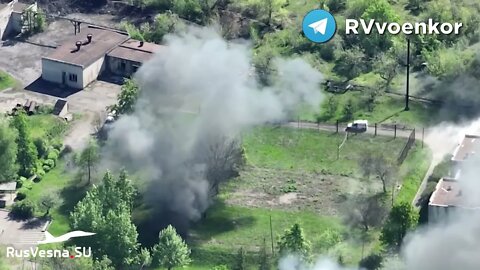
[
  {"x1": 69, "y1": 73, "x2": 77, "y2": 82},
  {"x1": 120, "y1": 61, "x2": 126, "y2": 71}
]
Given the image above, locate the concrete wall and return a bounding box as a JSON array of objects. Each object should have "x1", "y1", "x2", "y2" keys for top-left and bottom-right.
[
  {"x1": 41, "y1": 58, "x2": 84, "y2": 89},
  {"x1": 82, "y1": 56, "x2": 106, "y2": 88},
  {"x1": 0, "y1": 3, "x2": 13, "y2": 40},
  {"x1": 428, "y1": 205, "x2": 450, "y2": 223},
  {"x1": 107, "y1": 56, "x2": 140, "y2": 77}
]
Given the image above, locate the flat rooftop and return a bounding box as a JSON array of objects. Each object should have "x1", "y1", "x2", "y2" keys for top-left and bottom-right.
[
  {"x1": 107, "y1": 39, "x2": 163, "y2": 63},
  {"x1": 12, "y1": 2, "x2": 30, "y2": 13},
  {"x1": 429, "y1": 178, "x2": 463, "y2": 207},
  {"x1": 42, "y1": 27, "x2": 129, "y2": 68},
  {"x1": 451, "y1": 134, "x2": 480, "y2": 162}
]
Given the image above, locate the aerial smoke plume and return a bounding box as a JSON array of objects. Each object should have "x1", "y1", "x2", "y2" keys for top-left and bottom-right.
[{"x1": 103, "y1": 27, "x2": 323, "y2": 234}]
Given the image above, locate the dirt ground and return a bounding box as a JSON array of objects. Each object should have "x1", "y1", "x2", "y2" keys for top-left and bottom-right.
[
  {"x1": 0, "y1": 14, "x2": 122, "y2": 150},
  {"x1": 225, "y1": 166, "x2": 383, "y2": 217}
]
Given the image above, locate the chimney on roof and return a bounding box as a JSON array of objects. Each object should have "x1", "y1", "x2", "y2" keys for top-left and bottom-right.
[
  {"x1": 75, "y1": 41, "x2": 82, "y2": 51},
  {"x1": 139, "y1": 41, "x2": 144, "y2": 47},
  {"x1": 87, "y1": 33, "x2": 93, "y2": 43},
  {"x1": 447, "y1": 186, "x2": 452, "y2": 191}
]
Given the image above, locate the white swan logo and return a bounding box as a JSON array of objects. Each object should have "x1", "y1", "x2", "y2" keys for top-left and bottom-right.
[{"x1": 38, "y1": 231, "x2": 96, "y2": 244}]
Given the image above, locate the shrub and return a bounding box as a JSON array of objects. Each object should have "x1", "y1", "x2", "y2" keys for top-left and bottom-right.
[
  {"x1": 11, "y1": 200, "x2": 35, "y2": 219},
  {"x1": 35, "y1": 169, "x2": 45, "y2": 182},
  {"x1": 16, "y1": 178, "x2": 24, "y2": 189},
  {"x1": 22, "y1": 180, "x2": 33, "y2": 190},
  {"x1": 43, "y1": 165, "x2": 51, "y2": 173},
  {"x1": 43, "y1": 159, "x2": 55, "y2": 168},
  {"x1": 359, "y1": 254, "x2": 383, "y2": 270},
  {"x1": 34, "y1": 138, "x2": 49, "y2": 158},
  {"x1": 15, "y1": 192, "x2": 26, "y2": 201},
  {"x1": 51, "y1": 141, "x2": 63, "y2": 151},
  {"x1": 47, "y1": 151, "x2": 59, "y2": 164}
]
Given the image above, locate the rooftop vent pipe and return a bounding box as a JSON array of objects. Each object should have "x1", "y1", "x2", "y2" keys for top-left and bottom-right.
[
  {"x1": 75, "y1": 41, "x2": 82, "y2": 51},
  {"x1": 139, "y1": 41, "x2": 144, "y2": 47},
  {"x1": 87, "y1": 33, "x2": 92, "y2": 43}
]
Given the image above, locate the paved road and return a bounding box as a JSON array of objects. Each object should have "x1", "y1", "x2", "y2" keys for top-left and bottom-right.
[{"x1": 0, "y1": 211, "x2": 46, "y2": 249}]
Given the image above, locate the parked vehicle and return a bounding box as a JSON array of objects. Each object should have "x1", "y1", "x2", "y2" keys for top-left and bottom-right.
[{"x1": 346, "y1": 120, "x2": 368, "y2": 133}]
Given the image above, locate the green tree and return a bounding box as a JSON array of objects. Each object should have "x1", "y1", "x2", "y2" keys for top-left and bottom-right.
[
  {"x1": 342, "y1": 98, "x2": 355, "y2": 121},
  {"x1": 152, "y1": 225, "x2": 192, "y2": 270},
  {"x1": 136, "y1": 248, "x2": 152, "y2": 269},
  {"x1": 112, "y1": 79, "x2": 140, "y2": 117},
  {"x1": 71, "y1": 171, "x2": 139, "y2": 267},
  {"x1": 173, "y1": 0, "x2": 204, "y2": 22},
  {"x1": 380, "y1": 202, "x2": 418, "y2": 248},
  {"x1": 78, "y1": 139, "x2": 100, "y2": 184},
  {"x1": 374, "y1": 52, "x2": 400, "y2": 91},
  {"x1": 0, "y1": 122, "x2": 18, "y2": 183},
  {"x1": 39, "y1": 194, "x2": 58, "y2": 217},
  {"x1": 213, "y1": 265, "x2": 230, "y2": 270},
  {"x1": 359, "y1": 254, "x2": 384, "y2": 270},
  {"x1": 11, "y1": 199, "x2": 35, "y2": 219},
  {"x1": 333, "y1": 47, "x2": 366, "y2": 81},
  {"x1": 233, "y1": 247, "x2": 246, "y2": 270},
  {"x1": 360, "y1": 0, "x2": 399, "y2": 56},
  {"x1": 258, "y1": 238, "x2": 271, "y2": 270},
  {"x1": 359, "y1": 152, "x2": 397, "y2": 194},
  {"x1": 11, "y1": 112, "x2": 38, "y2": 177},
  {"x1": 278, "y1": 223, "x2": 311, "y2": 262},
  {"x1": 33, "y1": 137, "x2": 48, "y2": 158},
  {"x1": 318, "y1": 229, "x2": 341, "y2": 251}
]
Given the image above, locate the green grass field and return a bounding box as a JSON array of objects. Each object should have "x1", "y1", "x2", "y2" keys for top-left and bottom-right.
[
  {"x1": 0, "y1": 71, "x2": 16, "y2": 91},
  {"x1": 26, "y1": 115, "x2": 69, "y2": 141},
  {"x1": 22, "y1": 160, "x2": 81, "y2": 235},
  {"x1": 243, "y1": 127, "x2": 407, "y2": 177},
  {"x1": 394, "y1": 143, "x2": 432, "y2": 205},
  {"x1": 184, "y1": 202, "x2": 376, "y2": 269}
]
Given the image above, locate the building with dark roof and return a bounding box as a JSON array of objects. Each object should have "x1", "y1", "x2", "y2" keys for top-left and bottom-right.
[
  {"x1": 107, "y1": 39, "x2": 164, "y2": 77},
  {"x1": 41, "y1": 27, "x2": 129, "y2": 89},
  {"x1": 41, "y1": 26, "x2": 162, "y2": 89}
]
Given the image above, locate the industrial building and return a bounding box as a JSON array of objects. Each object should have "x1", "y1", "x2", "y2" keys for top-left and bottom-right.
[
  {"x1": 41, "y1": 26, "x2": 163, "y2": 89},
  {"x1": 428, "y1": 134, "x2": 480, "y2": 223},
  {"x1": 0, "y1": 0, "x2": 37, "y2": 40}
]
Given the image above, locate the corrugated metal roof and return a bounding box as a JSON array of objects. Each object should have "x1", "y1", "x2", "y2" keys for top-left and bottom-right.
[{"x1": 107, "y1": 39, "x2": 163, "y2": 63}]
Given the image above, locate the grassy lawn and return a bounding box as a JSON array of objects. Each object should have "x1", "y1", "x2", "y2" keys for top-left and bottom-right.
[
  {"x1": 22, "y1": 159, "x2": 83, "y2": 236},
  {"x1": 395, "y1": 143, "x2": 432, "y2": 205},
  {"x1": 26, "y1": 114, "x2": 69, "y2": 141},
  {"x1": 0, "y1": 70, "x2": 16, "y2": 91},
  {"x1": 184, "y1": 202, "x2": 376, "y2": 269},
  {"x1": 301, "y1": 92, "x2": 437, "y2": 126},
  {"x1": 243, "y1": 127, "x2": 407, "y2": 177}
]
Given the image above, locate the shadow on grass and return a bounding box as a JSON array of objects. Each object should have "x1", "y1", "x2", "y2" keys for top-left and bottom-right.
[
  {"x1": 134, "y1": 199, "x2": 256, "y2": 248},
  {"x1": 57, "y1": 178, "x2": 89, "y2": 219}
]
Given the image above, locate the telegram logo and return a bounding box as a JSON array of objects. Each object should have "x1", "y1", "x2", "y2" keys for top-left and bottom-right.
[{"x1": 302, "y1": 9, "x2": 336, "y2": 43}]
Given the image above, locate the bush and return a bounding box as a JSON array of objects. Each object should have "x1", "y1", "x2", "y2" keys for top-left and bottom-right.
[
  {"x1": 51, "y1": 141, "x2": 63, "y2": 151},
  {"x1": 47, "y1": 150, "x2": 59, "y2": 163},
  {"x1": 15, "y1": 192, "x2": 27, "y2": 201},
  {"x1": 35, "y1": 169, "x2": 45, "y2": 182},
  {"x1": 11, "y1": 200, "x2": 35, "y2": 220},
  {"x1": 42, "y1": 165, "x2": 51, "y2": 173},
  {"x1": 43, "y1": 159, "x2": 55, "y2": 168},
  {"x1": 16, "y1": 178, "x2": 24, "y2": 189},
  {"x1": 34, "y1": 138, "x2": 49, "y2": 158},
  {"x1": 359, "y1": 254, "x2": 383, "y2": 270}
]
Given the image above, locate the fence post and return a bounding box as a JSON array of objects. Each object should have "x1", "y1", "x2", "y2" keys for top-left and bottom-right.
[
  {"x1": 336, "y1": 120, "x2": 339, "y2": 133},
  {"x1": 422, "y1": 127, "x2": 425, "y2": 148},
  {"x1": 374, "y1": 123, "x2": 377, "y2": 136},
  {"x1": 394, "y1": 125, "x2": 397, "y2": 139}
]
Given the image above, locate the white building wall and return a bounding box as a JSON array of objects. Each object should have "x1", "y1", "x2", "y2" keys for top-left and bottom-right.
[
  {"x1": 0, "y1": 4, "x2": 13, "y2": 40},
  {"x1": 82, "y1": 57, "x2": 106, "y2": 88},
  {"x1": 41, "y1": 58, "x2": 83, "y2": 89}
]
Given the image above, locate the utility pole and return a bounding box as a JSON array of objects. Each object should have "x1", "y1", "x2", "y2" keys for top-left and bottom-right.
[{"x1": 405, "y1": 38, "x2": 411, "y2": 111}]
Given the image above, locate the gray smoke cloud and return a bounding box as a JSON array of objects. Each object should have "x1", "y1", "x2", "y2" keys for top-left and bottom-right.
[{"x1": 102, "y1": 27, "x2": 324, "y2": 232}]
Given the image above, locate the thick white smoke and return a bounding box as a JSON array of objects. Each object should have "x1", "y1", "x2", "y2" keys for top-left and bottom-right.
[{"x1": 102, "y1": 27, "x2": 324, "y2": 230}]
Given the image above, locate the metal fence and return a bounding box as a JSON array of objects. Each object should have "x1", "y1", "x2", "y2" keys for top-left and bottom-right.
[{"x1": 397, "y1": 128, "x2": 416, "y2": 164}]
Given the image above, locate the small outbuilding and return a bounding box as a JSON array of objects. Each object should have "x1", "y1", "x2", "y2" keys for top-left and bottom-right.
[
  {"x1": 0, "y1": 181, "x2": 16, "y2": 207},
  {"x1": 107, "y1": 39, "x2": 163, "y2": 77},
  {"x1": 41, "y1": 27, "x2": 129, "y2": 89},
  {"x1": 53, "y1": 99, "x2": 68, "y2": 117}
]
